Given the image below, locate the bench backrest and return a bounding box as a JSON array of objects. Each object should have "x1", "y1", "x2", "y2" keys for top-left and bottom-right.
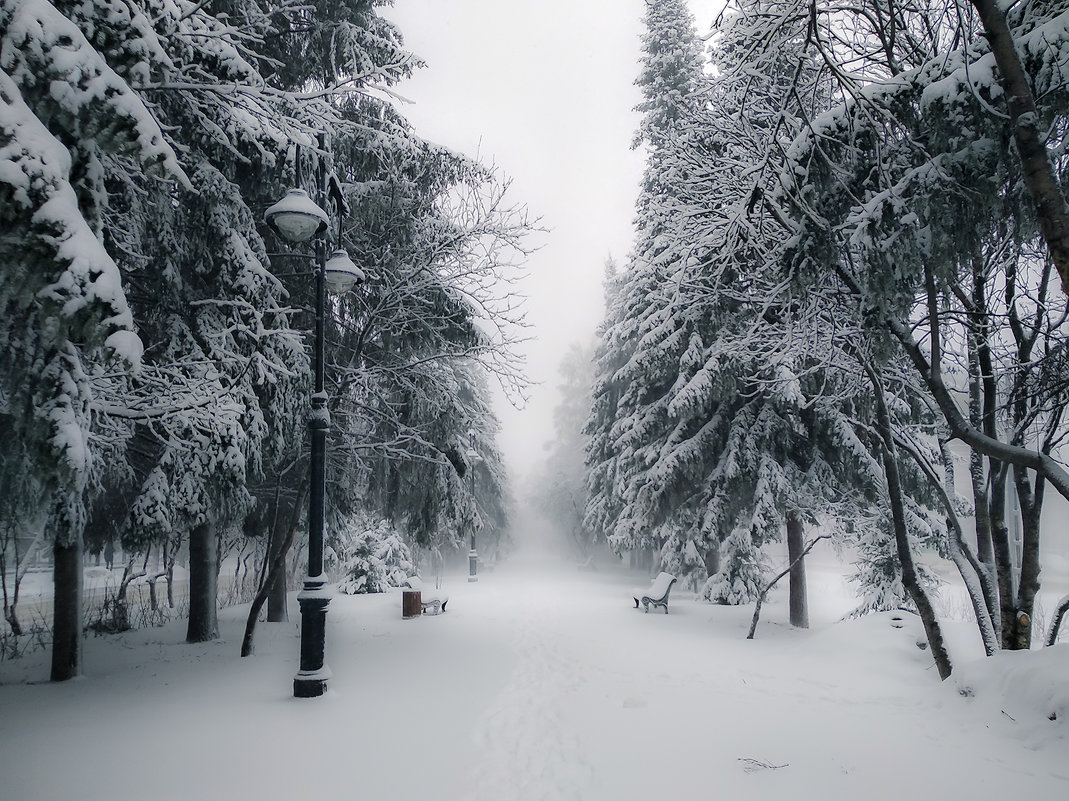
[{"x1": 649, "y1": 572, "x2": 676, "y2": 599}]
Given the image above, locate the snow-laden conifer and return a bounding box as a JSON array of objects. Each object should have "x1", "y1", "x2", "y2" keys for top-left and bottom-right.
[{"x1": 334, "y1": 514, "x2": 415, "y2": 595}]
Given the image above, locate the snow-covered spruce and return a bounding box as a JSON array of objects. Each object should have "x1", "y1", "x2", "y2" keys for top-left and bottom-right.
[{"x1": 333, "y1": 516, "x2": 415, "y2": 595}]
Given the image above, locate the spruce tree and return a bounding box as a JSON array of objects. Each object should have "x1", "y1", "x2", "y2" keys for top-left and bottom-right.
[
  {"x1": 1, "y1": 0, "x2": 188, "y2": 678},
  {"x1": 586, "y1": 0, "x2": 706, "y2": 571}
]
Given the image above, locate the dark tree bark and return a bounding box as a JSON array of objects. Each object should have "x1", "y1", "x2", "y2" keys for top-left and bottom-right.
[
  {"x1": 1, "y1": 545, "x2": 25, "y2": 636},
  {"x1": 988, "y1": 466, "x2": 1018, "y2": 647},
  {"x1": 867, "y1": 363, "x2": 953, "y2": 680},
  {"x1": 902, "y1": 439, "x2": 1000, "y2": 655},
  {"x1": 50, "y1": 536, "x2": 83, "y2": 681},
  {"x1": 149, "y1": 537, "x2": 178, "y2": 613},
  {"x1": 747, "y1": 534, "x2": 828, "y2": 640},
  {"x1": 969, "y1": 0, "x2": 1069, "y2": 296},
  {"x1": 4, "y1": 604, "x2": 21, "y2": 637},
  {"x1": 111, "y1": 550, "x2": 149, "y2": 631},
  {"x1": 242, "y1": 479, "x2": 306, "y2": 657},
  {"x1": 267, "y1": 568, "x2": 288, "y2": 622},
  {"x1": 165, "y1": 533, "x2": 177, "y2": 608},
  {"x1": 186, "y1": 520, "x2": 218, "y2": 643},
  {"x1": 266, "y1": 512, "x2": 289, "y2": 623},
  {"x1": 786, "y1": 511, "x2": 809, "y2": 628},
  {"x1": 703, "y1": 542, "x2": 720, "y2": 578},
  {"x1": 967, "y1": 254, "x2": 996, "y2": 573},
  {"x1": 1046, "y1": 594, "x2": 1069, "y2": 647},
  {"x1": 1009, "y1": 463, "x2": 1043, "y2": 650}
]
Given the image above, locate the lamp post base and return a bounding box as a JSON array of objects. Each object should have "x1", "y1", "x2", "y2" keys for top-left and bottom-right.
[
  {"x1": 294, "y1": 576, "x2": 331, "y2": 698},
  {"x1": 468, "y1": 550, "x2": 478, "y2": 582},
  {"x1": 293, "y1": 668, "x2": 331, "y2": 698}
]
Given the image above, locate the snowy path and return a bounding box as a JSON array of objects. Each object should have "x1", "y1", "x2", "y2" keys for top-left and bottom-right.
[
  {"x1": 1, "y1": 550, "x2": 1066, "y2": 800},
  {"x1": 467, "y1": 587, "x2": 595, "y2": 800}
]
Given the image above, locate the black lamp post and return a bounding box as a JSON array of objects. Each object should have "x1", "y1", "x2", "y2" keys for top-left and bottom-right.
[
  {"x1": 265, "y1": 175, "x2": 363, "y2": 699},
  {"x1": 465, "y1": 428, "x2": 482, "y2": 582}
]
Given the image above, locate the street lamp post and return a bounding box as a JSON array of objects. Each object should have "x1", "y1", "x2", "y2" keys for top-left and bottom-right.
[
  {"x1": 465, "y1": 428, "x2": 482, "y2": 583},
  {"x1": 265, "y1": 170, "x2": 363, "y2": 699}
]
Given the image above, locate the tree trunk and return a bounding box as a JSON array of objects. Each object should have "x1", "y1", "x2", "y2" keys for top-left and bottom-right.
[
  {"x1": 897, "y1": 437, "x2": 1000, "y2": 656},
  {"x1": 968, "y1": 449, "x2": 1000, "y2": 637},
  {"x1": 267, "y1": 568, "x2": 288, "y2": 622},
  {"x1": 747, "y1": 534, "x2": 828, "y2": 640},
  {"x1": 1, "y1": 549, "x2": 24, "y2": 636},
  {"x1": 241, "y1": 479, "x2": 306, "y2": 657},
  {"x1": 969, "y1": 454, "x2": 995, "y2": 564},
  {"x1": 50, "y1": 536, "x2": 83, "y2": 681},
  {"x1": 164, "y1": 535, "x2": 177, "y2": 608},
  {"x1": 969, "y1": 0, "x2": 1069, "y2": 296},
  {"x1": 5, "y1": 605, "x2": 22, "y2": 637},
  {"x1": 967, "y1": 343, "x2": 995, "y2": 569},
  {"x1": 786, "y1": 511, "x2": 809, "y2": 629},
  {"x1": 988, "y1": 468, "x2": 1018, "y2": 649},
  {"x1": 1009, "y1": 464, "x2": 1043, "y2": 650},
  {"x1": 703, "y1": 542, "x2": 720, "y2": 578},
  {"x1": 966, "y1": 254, "x2": 1001, "y2": 634},
  {"x1": 868, "y1": 363, "x2": 953, "y2": 680},
  {"x1": 113, "y1": 551, "x2": 148, "y2": 632},
  {"x1": 186, "y1": 520, "x2": 218, "y2": 643},
  {"x1": 266, "y1": 517, "x2": 288, "y2": 623},
  {"x1": 1046, "y1": 594, "x2": 1069, "y2": 647}
]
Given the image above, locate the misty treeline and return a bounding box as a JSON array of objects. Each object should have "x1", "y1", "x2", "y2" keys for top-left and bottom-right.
[
  {"x1": 1, "y1": 0, "x2": 532, "y2": 680},
  {"x1": 535, "y1": 0, "x2": 1069, "y2": 675}
]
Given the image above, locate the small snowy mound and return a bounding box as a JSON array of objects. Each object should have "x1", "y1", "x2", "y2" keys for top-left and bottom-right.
[{"x1": 954, "y1": 645, "x2": 1069, "y2": 742}]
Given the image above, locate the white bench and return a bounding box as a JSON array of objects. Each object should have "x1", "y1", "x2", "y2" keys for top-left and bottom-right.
[
  {"x1": 403, "y1": 577, "x2": 449, "y2": 614},
  {"x1": 633, "y1": 572, "x2": 677, "y2": 614}
]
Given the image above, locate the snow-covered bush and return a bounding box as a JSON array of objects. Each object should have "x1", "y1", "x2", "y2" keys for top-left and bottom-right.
[
  {"x1": 702, "y1": 526, "x2": 767, "y2": 605},
  {"x1": 333, "y1": 517, "x2": 415, "y2": 595},
  {"x1": 660, "y1": 533, "x2": 707, "y2": 591},
  {"x1": 847, "y1": 516, "x2": 941, "y2": 617}
]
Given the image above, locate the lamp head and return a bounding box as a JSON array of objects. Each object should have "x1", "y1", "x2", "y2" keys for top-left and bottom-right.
[
  {"x1": 265, "y1": 189, "x2": 329, "y2": 243},
  {"x1": 324, "y1": 250, "x2": 365, "y2": 294}
]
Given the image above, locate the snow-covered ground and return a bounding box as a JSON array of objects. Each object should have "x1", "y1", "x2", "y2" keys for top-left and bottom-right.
[{"x1": 1, "y1": 542, "x2": 1066, "y2": 801}]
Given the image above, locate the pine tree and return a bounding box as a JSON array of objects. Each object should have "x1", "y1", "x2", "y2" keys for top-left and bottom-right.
[
  {"x1": 1, "y1": 0, "x2": 188, "y2": 678},
  {"x1": 586, "y1": 0, "x2": 707, "y2": 572},
  {"x1": 3, "y1": 0, "x2": 530, "y2": 674}
]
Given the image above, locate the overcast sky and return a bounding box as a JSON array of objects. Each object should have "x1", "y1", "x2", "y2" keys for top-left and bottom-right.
[{"x1": 382, "y1": 1, "x2": 723, "y2": 483}]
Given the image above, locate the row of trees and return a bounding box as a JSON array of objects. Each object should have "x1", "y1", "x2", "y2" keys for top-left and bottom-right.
[
  {"x1": 1, "y1": 0, "x2": 529, "y2": 679},
  {"x1": 583, "y1": 0, "x2": 1069, "y2": 675}
]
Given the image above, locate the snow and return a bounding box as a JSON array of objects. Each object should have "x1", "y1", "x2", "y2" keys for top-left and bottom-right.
[
  {"x1": 2, "y1": 0, "x2": 190, "y2": 189},
  {"x1": 1, "y1": 545, "x2": 1066, "y2": 800},
  {"x1": 103, "y1": 330, "x2": 144, "y2": 370}
]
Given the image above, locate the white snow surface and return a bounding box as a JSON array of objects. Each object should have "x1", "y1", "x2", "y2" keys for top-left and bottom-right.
[{"x1": 1, "y1": 547, "x2": 1066, "y2": 801}]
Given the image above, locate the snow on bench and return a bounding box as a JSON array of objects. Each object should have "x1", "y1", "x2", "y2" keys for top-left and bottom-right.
[
  {"x1": 633, "y1": 572, "x2": 677, "y2": 614},
  {"x1": 403, "y1": 577, "x2": 449, "y2": 614}
]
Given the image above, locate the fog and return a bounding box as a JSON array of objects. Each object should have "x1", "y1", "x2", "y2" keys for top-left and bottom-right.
[{"x1": 383, "y1": 1, "x2": 727, "y2": 488}]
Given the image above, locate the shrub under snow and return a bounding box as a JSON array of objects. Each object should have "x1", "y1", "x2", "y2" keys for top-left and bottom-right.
[{"x1": 334, "y1": 517, "x2": 415, "y2": 595}]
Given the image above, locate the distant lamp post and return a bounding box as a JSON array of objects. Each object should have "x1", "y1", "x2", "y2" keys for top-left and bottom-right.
[
  {"x1": 265, "y1": 167, "x2": 363, "y2": 699},
  {"x1": 465, "y1": 428, "x2": 482, "y2": 582}
]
